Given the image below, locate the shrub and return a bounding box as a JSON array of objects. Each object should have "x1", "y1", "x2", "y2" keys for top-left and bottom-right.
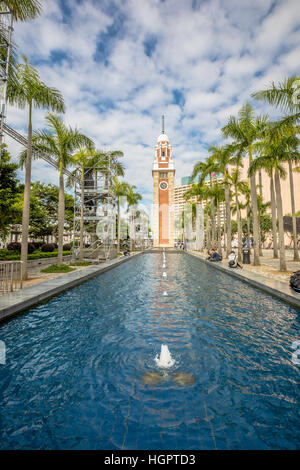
[
  {"x1": 27, "y1": 242, "x2": 36, "y2": 254},
  {"x1": 7, "y1": 242, "x2": 21, "y2": 252},
  {"x1": 41, "y1": 243, "x2": 55, "y2": 253},
  {"x1": 63, "y1": 243, "x2": 71, "y2": 251},
  {"x1": 32, "y1": 241, "x2": 44, "y2": 250}
]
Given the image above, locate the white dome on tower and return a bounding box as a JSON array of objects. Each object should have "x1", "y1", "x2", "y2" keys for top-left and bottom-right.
[{"x1": 157, "y1": 133, "x2": 169, "y2": 142}]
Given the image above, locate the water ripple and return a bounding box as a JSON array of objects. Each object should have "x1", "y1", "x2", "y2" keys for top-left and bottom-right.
[{"x1": 0, "y1": 253, "x2": 299, "y2": 450}]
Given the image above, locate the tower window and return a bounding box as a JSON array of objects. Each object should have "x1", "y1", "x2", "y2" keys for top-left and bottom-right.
[{"x1": 162, "y1": 151, "x2": 165, "y2": 156}]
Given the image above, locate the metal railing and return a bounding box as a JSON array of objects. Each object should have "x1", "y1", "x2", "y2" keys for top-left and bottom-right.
[{"x1": 0, "y1": 261, "x2": 23, "y2": 295}]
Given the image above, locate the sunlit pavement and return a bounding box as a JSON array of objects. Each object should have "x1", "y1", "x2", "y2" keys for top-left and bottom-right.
[{"x1": 190, "y1": 248, "x2": 300, "y2": 284}]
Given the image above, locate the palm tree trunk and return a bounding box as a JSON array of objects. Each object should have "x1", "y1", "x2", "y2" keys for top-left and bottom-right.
[
  {"x1": 274, "y1": 170, "x2": 287, "y2": 271},
  {"x1": 206, "y1": 204, "x2": 211, "y2": 251},
  {"x1": 258, "y1": 170, "x2": 263, "y2": 256},
  {"x1": 21, "y1": 104, "x2": 32, "y2": 280},
  {"x1": 235, "y1": 192, "x2": 242, "y2": 262},
  {"x1": 258, "y1": 226, "x2": 263, "y2": 256},
  {"x1": 249, "y1": 148, "x2": 260, "y2": 265},
  {"x1": 225, "y1": 183, "x2": 231, "y2": 258},
  {"x1": 117, "y1": 197, "x2": 121, "y2": 253},
  {"x1": 288, "y1": 160, "x2": 299, "y2": 261},
  {"x1": 270, "y1": 173, "x2": 278, "y2": 259},
  {"x1": 222, "y1": 203, "x2": 226, "y2": 251},
  {"x1": 79, "y1": 168, "x2": 84, "y2": 261},
  {"x1": 129, "y1": 208, "x2": 133, "y2": 252},
  {"x1": 246, "y1": 205, "x2": 251, "y2": 249},
  {"x1": 210, "y1": 197, "x2": 216, "y2": 248},
  {"x1": 57, "y1": 160, "x2": 65, "y2": 265},
  {"x1": 217, "y1": 203, "x2": 222, "y2": 255}
]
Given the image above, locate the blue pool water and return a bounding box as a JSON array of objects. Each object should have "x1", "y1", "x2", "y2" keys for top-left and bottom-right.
[{"x1": 0, "y1": 253, "x2": 299, "y2": 450}]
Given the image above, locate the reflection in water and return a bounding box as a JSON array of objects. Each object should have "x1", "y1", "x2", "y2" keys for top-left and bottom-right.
[
  {"x1": 141, "y1": 371, "x2": 195, "y2": 387},
  {"x1": 141, "y1": 371, "x2": 163, "y2": 385}
]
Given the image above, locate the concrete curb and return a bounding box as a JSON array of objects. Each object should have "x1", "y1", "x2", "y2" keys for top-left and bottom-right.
[
  {"x1": 0, "y1": 252, "x2": 143, "y2": 324},
  {"x1": 186, "y1": 251, "x2": 300, "y2": 310}
]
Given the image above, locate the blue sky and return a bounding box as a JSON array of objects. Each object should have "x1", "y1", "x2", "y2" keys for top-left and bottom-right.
[{"x1": 5, "y1": 0, "x2": 300, "y2": 211}]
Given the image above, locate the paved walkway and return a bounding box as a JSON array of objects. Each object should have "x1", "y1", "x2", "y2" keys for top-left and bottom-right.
[
  {"x1": 187, "y1": 249, "x2": 300, "y2": 309},
  {"x1": 233, "y1": 249, "x2": 299, "y2": 283}
]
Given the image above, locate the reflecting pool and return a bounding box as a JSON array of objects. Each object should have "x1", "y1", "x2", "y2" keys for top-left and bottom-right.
[{"x1": 0, "y1": 253, "x2": 299, "y2": 449}]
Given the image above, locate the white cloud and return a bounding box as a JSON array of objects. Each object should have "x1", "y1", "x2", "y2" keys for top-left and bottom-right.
[{"x1": 4, "y1": 0, "x2": 300, "y2": 213}]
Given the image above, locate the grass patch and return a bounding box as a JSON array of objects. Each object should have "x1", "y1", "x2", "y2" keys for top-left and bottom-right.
[
  {"x1": 70, "y1": 261, "x2": 92, "y2": 266},
  {"x1": 41, "y1": 264, "x2": 75, "y2": 273}
]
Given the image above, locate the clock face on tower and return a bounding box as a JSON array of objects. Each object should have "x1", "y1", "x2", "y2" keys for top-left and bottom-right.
[{"x1": 159, "y1": 181, "x2": 168, "y2": 190}]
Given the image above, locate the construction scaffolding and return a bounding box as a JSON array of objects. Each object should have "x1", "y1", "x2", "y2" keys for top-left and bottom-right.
[{"x1": 72, "y1": 158, "x2": 116, "y2": 262}]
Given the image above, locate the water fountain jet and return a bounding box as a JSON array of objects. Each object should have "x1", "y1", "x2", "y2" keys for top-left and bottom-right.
[{"x1": 155, "y1": 344, "x2": 175, "y2": 368}]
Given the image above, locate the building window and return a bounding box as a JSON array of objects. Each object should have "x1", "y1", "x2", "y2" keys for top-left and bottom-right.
[
  {"x1": 162, "y1": 151, "x2": 165, "y2": 156},
  {"x1": 160, "y1": 172, "x2": 168, "y2": 178}
]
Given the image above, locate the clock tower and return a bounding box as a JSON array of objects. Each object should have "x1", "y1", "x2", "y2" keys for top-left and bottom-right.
[{"x1": 152, "y1": 117, "x2": 175, "y2": 247}]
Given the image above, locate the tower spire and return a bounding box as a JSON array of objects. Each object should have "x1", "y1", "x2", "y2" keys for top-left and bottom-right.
[{"x1": 162, "y1": 115, "x2": 165, "y2": 134}]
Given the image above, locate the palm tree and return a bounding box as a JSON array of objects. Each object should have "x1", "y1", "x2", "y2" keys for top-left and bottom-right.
[
  {"x1": 191, "y1": 156, "x2": 218, "y2": 249},
  {"x1": 184, "y1": 181, "x2": 210, "y2": 251},
  {"x1": 126, "y1": 185, "x2": 142, "y2": 251},
  {"x1": 209, "y1": 181, "x2": 224, "y2": 255},
  {"x1": 249, "y1": 157, "x2": 278, "y2": 259},
  {"x1": 10, "y1": 57, "x2": 65, "y2": 279},
  {"x1": 249, "y1": 123, "x2": 297, "y2": 271},
  {"x1": 239, "y1": 182, "x2": 252, "y2": 249},
  {"x1": 288, "y1": 156, "x2": 300, "y2": 260},
  {"x1": 0, "y1": 0, "x2": 42, "y2": 21},
  {"x1": 252, "y1": 77, "x2": 300, "y2": 260},
  {"x1": 252, "y1": 76, "x2": 300, "y2": 121},
  {"x1": 222, "y1": 103, "x2": 267, "y2": 266},
  {"x1": 230, "y1": 169, "x2": 248, "y2": 262},
  {"x1": 29, "y1": 113, "x2": 93, "y2": 265},
  {"x1": 113, "y1": 177, "x2": 130, "y2": 253},
  {"x1": 208, "y1": 144, "x2": 235, "y2": 257}
]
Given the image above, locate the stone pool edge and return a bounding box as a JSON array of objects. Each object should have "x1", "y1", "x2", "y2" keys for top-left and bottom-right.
[
  {"x1": 0, "y1": 252, "x2": 143, "y2": 323},
  {"x1": 186, "y1": 250, "x2": 300, "y2": 310}
]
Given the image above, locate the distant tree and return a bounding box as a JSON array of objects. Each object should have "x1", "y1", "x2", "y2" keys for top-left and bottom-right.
[
  {"x1": 0, "y1": 144, "x2": 21, "y2": 240},
  {"x1": 259, "y1": 214, "x2": 273, "y2": 243},
  {"x1": 30, "y1": 182, "x2": 75, "y2": 240}
]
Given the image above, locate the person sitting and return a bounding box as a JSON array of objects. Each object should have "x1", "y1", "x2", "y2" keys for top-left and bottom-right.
[
  {"x1": 228, "y1": 250, "x2": 243, "y2": 269},
  {"x1": 123, "y1": 245, "x2": 130, "y2": 256},
  {"x1": 290, "y1": 270, "x2": 300, "y2": 293},
  {"x1": 207, "y1": 248, "x2": 222, "y2": 262}
]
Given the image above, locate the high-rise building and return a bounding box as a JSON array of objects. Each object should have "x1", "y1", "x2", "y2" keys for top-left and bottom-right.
[
  {"x1": 152, "y1": 118, "x2": 175, "y2": 247},
  {"x1": 174, "y1": 175, "x2": 225, "y2": 239}
]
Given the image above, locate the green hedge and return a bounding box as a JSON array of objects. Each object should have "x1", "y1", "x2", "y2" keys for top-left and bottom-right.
[{"x1": 0, "y1": 250, "x2": 71, "y2": 261}]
